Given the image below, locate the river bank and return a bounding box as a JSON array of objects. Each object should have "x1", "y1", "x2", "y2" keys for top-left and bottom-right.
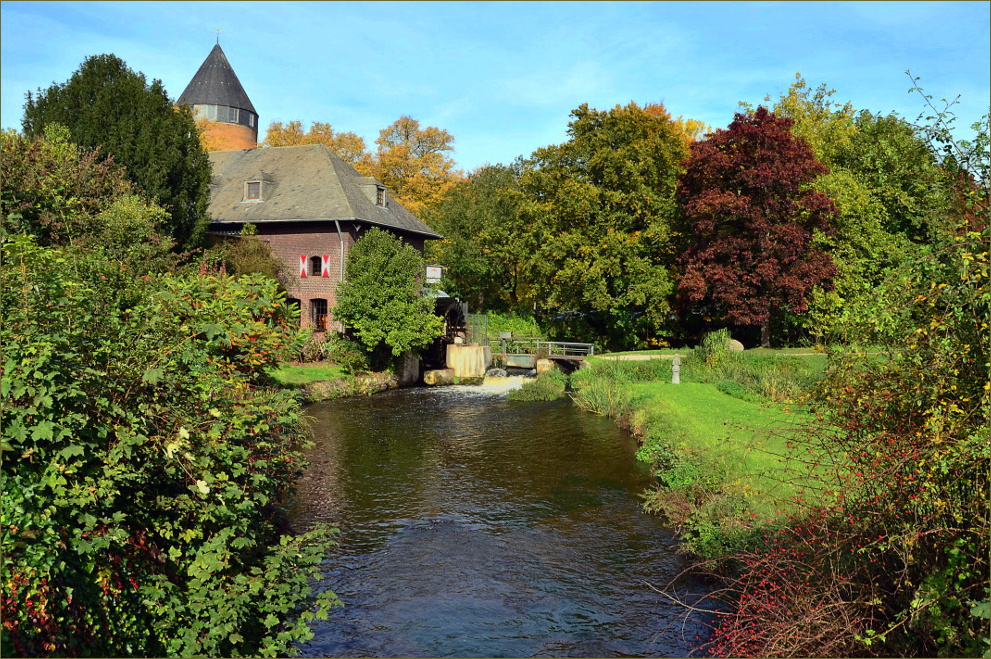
[
  {"x1": 269, "y1": 363, "x2": 401, "y2": 401},
  {"x1": 570, "y1": 350, "x2": 825, "y2": 557}
]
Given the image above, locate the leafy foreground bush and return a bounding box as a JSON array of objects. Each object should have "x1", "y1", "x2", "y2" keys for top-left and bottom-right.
[
  {"x1": 699, "y1": 227, "x2": 989, "y2": 658},
  {"x1": 507, "y1": 368, "x2": 567, "y2": 401},
  {"x1": 1, "y1": 237, "x2": 340, "y2": 657}
]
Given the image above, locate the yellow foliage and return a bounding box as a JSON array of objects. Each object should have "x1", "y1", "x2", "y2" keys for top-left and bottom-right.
[{"x1": 262, "y1": 120, "x2": 368, "y2": 166}]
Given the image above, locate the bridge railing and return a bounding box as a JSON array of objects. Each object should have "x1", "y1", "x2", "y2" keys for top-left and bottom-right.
[
  {"x1": 489, "y1": 337, "x2": 595, "y2": 360},
  {"x1": 538, "y1": 341, "x2": 595, "y2": 359}
]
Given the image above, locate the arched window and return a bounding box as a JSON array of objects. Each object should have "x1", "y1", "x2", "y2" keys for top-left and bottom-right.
[
  {"x1": 310, "y1": 299, "x2": 328, "y2": 331},
  {"x1": 309, "y1": 255, "x2": 322, "y2": 277}
]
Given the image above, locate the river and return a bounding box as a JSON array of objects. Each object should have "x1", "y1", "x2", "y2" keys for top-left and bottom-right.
[{"x1": 291, "y1": 383, "x2": 713, "y2": 657}]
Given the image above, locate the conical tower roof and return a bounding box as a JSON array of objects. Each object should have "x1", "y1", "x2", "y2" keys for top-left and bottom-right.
[{"x1": 178, "y1": 44, "x2": 256, "y2": 114}]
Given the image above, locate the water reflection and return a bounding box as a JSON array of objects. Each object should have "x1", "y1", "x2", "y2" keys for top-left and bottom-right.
[{"x1": 292, "y1": 387, "x2": 711, "y2": 657}]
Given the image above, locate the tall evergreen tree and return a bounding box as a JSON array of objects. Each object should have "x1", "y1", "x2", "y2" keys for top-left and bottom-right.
[{"x1": 22, "y1": 54, "x2": 212, "y2": 250}]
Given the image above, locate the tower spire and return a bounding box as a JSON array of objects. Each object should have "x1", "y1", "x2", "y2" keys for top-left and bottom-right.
[{"x1": 178, "y1": 42, "x2": 258, "y2": 150}]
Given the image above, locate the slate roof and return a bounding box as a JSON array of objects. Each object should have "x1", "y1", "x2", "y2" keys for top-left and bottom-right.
[
  {"x1": 207, "y1": 144, "x2": 441, "y2": 239},
  {"x1": 178, "y1": 44, "x2": 257, "y2": 114}
]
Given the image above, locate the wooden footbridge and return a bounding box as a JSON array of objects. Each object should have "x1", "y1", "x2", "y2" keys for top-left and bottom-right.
[{"x1": 490, "y1": 336, "x2": 595, "y2": 369}]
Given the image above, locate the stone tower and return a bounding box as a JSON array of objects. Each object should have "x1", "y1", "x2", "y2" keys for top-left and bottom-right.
[{"x1": 178, "y1": 43, "x2": 258, "y2": 150}]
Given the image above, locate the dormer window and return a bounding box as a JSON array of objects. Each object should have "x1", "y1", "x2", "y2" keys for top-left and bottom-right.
[
  {"x1": 376, "y1": 186, "x2": 386, "y2": 207},
  {"x1": 245, "y1": 181, "x2": 261, "y2": 201}
]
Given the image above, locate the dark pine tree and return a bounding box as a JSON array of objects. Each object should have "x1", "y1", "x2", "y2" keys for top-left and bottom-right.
[
  {"x1": 676, "y1": 106, "x2": 838, "y2": 347},
  {"x1": 22, "y1": 54, "x2": 212, "y2": 250}
]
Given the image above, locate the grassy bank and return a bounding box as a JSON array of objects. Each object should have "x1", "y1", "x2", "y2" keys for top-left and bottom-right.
[
  {"x1": 269, "y1": 362, "x2": 345, "y2": 386},
  {"x1": 268, "y1": 362, "x2": 399, "y2": 401},
  {"x1": 571, "y1": 347, "x2": 826, "y2": 556}
]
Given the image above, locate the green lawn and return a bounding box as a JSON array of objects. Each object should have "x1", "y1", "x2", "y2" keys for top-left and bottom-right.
[
  {"x1": 269, "y1": 362, "x2": 345, "y2": 387},
  {"x1": 630, "y1": 381, "x2": 814, "y2": 513},
  {"x1": 571, "y1": 351, "x2": 829, "y2": 553}
]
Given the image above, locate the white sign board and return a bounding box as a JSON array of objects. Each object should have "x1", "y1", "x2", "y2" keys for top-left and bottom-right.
[{"x1": 426, "y1": 266, "x2": 443, "y2": 284}]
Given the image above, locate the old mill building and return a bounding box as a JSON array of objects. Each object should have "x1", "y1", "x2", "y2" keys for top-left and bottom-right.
[{"x1": 178, "y1": 43, "x2": 441, "y2": 332}]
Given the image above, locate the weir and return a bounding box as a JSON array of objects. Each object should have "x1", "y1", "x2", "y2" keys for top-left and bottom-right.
[{"x1": 439, "y1": 338, "x2": 594, "y2": 381}]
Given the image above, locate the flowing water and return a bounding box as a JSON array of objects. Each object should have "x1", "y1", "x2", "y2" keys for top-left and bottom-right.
[{"x1": 291, "y1": 384, "x2": 713, "y2": 658}]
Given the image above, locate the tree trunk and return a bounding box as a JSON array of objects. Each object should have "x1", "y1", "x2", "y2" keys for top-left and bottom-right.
[{"x1": 760, "y1": 320, "x2": 771, "y2": 348}]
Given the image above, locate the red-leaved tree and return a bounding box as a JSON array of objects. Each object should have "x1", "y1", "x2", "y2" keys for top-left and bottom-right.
[{"x1": 676, "y1": 106, "x2": 838, "y2": 347}]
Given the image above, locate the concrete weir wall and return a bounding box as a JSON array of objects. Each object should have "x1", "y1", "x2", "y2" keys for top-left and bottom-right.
[{"x1": 446, "y1": 345, "x2": 492, "y2": 379}]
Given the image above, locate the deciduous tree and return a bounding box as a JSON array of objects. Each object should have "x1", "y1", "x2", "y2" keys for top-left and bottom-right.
[
  {"x1": 762, "y1": 76, "x2": 956, "y2": 341},
  {"x1": 519, "y1": 101, "x2": 690, "y2": 348},
  {"x1": 676, "y1": 106, "x2": 838, "y2": 347},
  {"x1": 263, "y1": 120, "x2": 368, "y2": 166},
  {"x1": 1, "y1": 125, "x2": 132, "y2": 244},
  {"x1": 1, "y1": 126, "x2": 176, "y2": 271},
  {"x1": 333, "y1": 227, "x2": 443, "y2": 364},
  {"x1": 22, "y1": 54, "x2": 212, "y2": 250},
  {"x1": 367, "y1": 116, "x2": 463, "y2": 216},
  {"x1": 424, "y1": 164, "x2": 535, "y2": 313}
]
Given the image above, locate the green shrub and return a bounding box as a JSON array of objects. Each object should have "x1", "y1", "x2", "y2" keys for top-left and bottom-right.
[
  {"x1": 1, "y1": 237, "x2": 340, "y2": 657},
  {"x1": 507, "y1": 368, "x2": 567, "y2": 401},
  {"x1": 485, "y1": 311, "x2": 544, "y2": 340},
  {"x1": 325, "y1": 336, "x2": 368, "y2": 374},
  {"x1": 299, "y1": 334, "x2": 329, "y2": 362}
]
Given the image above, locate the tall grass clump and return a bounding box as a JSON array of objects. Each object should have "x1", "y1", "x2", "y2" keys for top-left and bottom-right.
[
  {"x1": 683, "y1": 330, "x2": 824, "y2": 403},
  {"x1": 695, "y1": 327, "x2": 733, "y2": 367},
  {"x1": 507, "y1": 368, "x2": 568, "y2": 401},
  {"x1": 569, "y1": 359, "x2": 669, "y2": 418}
]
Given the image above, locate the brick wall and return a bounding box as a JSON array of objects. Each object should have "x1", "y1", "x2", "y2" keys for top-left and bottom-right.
[
  {"x1": 204, "y1": 122, "x2": 257, "y2": 151},
  {"x1": 256, "y1": 222, "x2": 429, "y2": 334},
  {"x1": 258, "y1": 222, "x2": 351, "y2": 332}
]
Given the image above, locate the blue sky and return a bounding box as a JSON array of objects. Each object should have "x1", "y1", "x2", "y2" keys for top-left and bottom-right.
[{"x1": 2, "y1": 1, "x2": 988, "y2": 172}]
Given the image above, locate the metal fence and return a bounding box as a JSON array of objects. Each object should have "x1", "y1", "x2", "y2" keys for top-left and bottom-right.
[{"x1": 466, "y1": 314, "x2": 489, "y2": 346}]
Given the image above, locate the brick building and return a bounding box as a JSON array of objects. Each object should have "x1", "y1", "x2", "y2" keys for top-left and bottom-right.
[{"x1": 179, "y1": 44, "x2": 440, "y2": 333}]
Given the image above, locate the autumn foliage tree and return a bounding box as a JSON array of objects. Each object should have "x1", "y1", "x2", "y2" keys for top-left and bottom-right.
[
  {"x1": 366, "y1": 116, "x2": 463, "y2": 216},
  {"x1": 261, "y1": 116, "x2": 462, "y2": 217},
  {"x1": 263, "y1": 120, "x2": 368, "y2": 166},
  {"x1": 676, "y1": 106, "x2": 838, "y2": 347}
]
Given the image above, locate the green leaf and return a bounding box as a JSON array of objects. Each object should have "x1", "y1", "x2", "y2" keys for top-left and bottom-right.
[
  {"x1": 60, "y1": 444, "x2": 85, "y2": 459},
  {"x1": 142, "y1": 367, "x2": 163, "y2": 384}
]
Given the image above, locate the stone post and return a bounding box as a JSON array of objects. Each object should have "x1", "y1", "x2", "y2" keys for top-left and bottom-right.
[{"x1": 671, "y1": 355, "x2": 681, "y2": 384}]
